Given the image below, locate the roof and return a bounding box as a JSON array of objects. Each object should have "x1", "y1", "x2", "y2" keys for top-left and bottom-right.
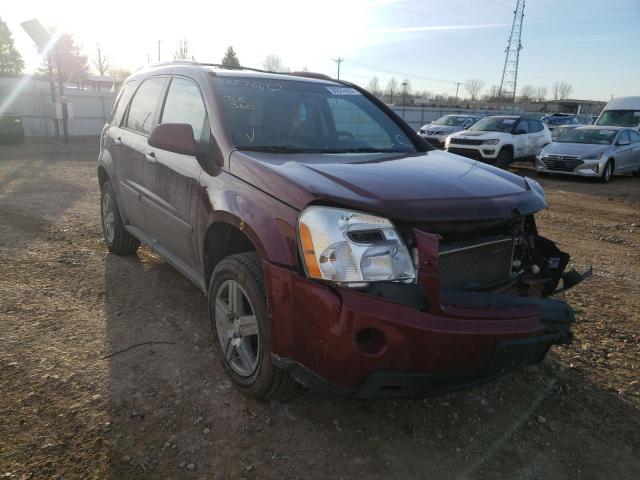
[{"x1": 576, "y1": 125, "x2": 624, "y2": 130}]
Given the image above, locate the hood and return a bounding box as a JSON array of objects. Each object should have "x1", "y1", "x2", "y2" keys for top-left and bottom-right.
[
  {"x1": 229, "y1": 150, "x2": 547, "y2": 223},
  {"x1": 450, "y1": 130, "x2": 507, "y2": 140},
  {"x1": 424, "y1": 124, "x2": 459, "y2": 133},
  {"x1": 542, "y1": 142, "x2": 610, "y2": 157}
]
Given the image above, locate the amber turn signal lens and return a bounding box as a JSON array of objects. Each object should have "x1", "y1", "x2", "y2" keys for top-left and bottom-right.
[{"x1": 299, "y1": 222, "x2": 321, "y2": 278}]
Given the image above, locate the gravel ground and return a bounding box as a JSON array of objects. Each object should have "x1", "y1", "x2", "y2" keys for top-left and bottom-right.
[{"x1": 1, "y1": 144, "x2": 639, "y2": 479}]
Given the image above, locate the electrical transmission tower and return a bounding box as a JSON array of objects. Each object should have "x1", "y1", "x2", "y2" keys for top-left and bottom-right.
[{"x1": 498, "y1": 0, "x2": 525, "y2": 103}]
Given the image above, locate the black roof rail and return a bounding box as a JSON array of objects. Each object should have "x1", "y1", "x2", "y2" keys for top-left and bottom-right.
[{"x1": 144, "y1": 60, "x2": 336, "y2": 81}]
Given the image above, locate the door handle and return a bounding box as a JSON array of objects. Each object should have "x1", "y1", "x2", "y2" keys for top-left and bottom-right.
[
  {"x1": 114, "y1": 137, "x2": 122, "y2": 147},
  {"x1": 144, "y1": 152, "x2": 156, "y2": 163}
]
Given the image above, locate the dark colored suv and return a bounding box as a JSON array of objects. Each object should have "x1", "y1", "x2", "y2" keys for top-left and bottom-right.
[{"x1": 98, "y1": 62, "x2": 589, "y2": 399}]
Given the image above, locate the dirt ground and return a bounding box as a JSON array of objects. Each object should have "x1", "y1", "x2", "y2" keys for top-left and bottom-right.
[{"x1": 1, "y1": 144, "x2": 639, "y2": 480}]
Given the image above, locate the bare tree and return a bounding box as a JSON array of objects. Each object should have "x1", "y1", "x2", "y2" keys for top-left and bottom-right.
[
  {"x1": 93, "y1": 43, "x2": 110, "y2": 76},
  {"x1": 484, "y1": 85, "x2": 500, "y2": 103},
  {"x1": 534, "y1": 86, "x2": 548, "y2": 102},
  {"x1": 108, "y1": 67, "x2": 131, "y2": 79},
  {"x1": 553, "y1": 81, "x2": 573, "y2": 101},
  {"x1": 368, "y1": 76, "x2": 381, "y2": 96},
  {"x1": 385, "y1": 77, "x2": 398, "y2": 104},
  {"x1": 263, "y1": 54, "x2": 283, "y2": 72},
  {"x1": 519, "y1": 85, "x2": 535, "y2": 103},
  {"x1": 464, "y1": 78, "x2": 485, "y2": 102},
  {"x1": 173, "y1": 39, "x2": 190, "y2": 60}
]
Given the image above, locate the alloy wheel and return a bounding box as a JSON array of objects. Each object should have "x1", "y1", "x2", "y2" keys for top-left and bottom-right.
[
  {"x1": 102, "y1": 191, "x2": 115, "y2": 244},
  {"x1": 214, "y1": 280, "x2": 260, "y2": 377}
]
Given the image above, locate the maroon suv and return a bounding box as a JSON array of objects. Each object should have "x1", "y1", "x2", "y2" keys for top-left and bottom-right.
[{"x1": 98, "y1": 62, "x2": 589, "y2": 399}]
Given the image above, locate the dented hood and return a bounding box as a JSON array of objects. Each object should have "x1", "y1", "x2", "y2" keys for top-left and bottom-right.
[{"x1": 229, "y1": 149, "x2": 547, "y2": 223}]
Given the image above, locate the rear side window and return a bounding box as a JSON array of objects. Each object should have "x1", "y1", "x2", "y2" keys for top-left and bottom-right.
[
  {"x1": 109, "y1": 81, "x2": 137, "y2": 126},
  {"x1": 161, "y1": 77, "x2": 207, "y2": 141},
  {"x1": 125, "y1": 77, "x2": 166, "y2": 135}
]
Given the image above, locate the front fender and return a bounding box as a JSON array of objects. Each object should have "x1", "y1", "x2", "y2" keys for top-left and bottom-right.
[{"x1": 197, "y1": 169, "x2": 300, "y2": 270}]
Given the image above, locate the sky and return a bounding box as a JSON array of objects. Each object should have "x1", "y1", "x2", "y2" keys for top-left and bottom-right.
[{"x1": 3, "y1": 0, "x2": 639, "y2": 101}]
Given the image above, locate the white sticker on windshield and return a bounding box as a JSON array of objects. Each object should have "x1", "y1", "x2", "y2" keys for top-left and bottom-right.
[
  {"x1": 326, "y1": 86, "x2": 361, "y2": 95},
  {"x1": 503, "y1": 119, "x2": 516, "y2": 124}
]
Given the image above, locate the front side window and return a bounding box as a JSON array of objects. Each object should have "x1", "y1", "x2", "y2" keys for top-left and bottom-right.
[
  {"x1": 617, "y1": 130, "x2": 630, "y2": 144},
  {"x1": 109, "y1": 81, "x2": 137, "y2": 126},
  {"x1": 161, "y1": 77, "x2": 208, "y2": 141},
  {"x1": 211, "y1": 77, "x2": 415, "y2": 154},
  {"x1": 125, "y1": 77, "x2": 166, "y2": 135},
  {"x1": 628, "y1": 130, "x2": 640, "y2": 143}
]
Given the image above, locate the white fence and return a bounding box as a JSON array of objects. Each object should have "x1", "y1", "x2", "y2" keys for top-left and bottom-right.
[
  {"x1": 1, "y1": 76, "x2": 524, "y2": 138},
  {"x1": 0, "y1": 76, "x2": 116, "y2": 138}
]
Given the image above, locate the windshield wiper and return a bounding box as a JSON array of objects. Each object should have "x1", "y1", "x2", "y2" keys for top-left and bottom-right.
[
  {"x1": 323, "y1": 147, "x2": 413, "y2": 154},
  {"x1": 238, "y1": 145, "x2": 325, "y2": 153}
]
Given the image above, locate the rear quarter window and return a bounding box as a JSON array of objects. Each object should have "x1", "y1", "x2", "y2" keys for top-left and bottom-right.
[{"x1": 109, "y1": 81, "x2": 137, "y2": 127}]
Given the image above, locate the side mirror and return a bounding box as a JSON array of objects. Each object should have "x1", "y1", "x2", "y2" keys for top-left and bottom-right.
[
  {"x1": 148, "y1": 123, "x2": 197, "y2": 156},
  {"x1": 463, "y1": 125, "x2": 471, "y2": 130},
  {"x1": 617, "y1": 140, "x2": 630, "y2": 146}
]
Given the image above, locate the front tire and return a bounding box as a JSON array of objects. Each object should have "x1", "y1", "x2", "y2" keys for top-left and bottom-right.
[
  {"x1": 208, "y1": 252, "x2": 296, "y2": 399},
  {"x1": 100, "y1": 180, "x2": 140, "y2": 255},
  {"x1": 495, "y1": 148, "x2": 513, "y2": 169},
  {"x1": 599, "y1": 160, "x2": 614, "y2": 183}
]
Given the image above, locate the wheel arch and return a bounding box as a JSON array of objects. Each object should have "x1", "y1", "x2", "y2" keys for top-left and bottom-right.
[{"x1": 202, "y1": 216, "x2": 266, "y2": 288}]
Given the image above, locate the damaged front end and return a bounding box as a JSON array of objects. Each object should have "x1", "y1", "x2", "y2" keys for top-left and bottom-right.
[{"x1": 382, "y1": 214, "x2": 592, "y2": 343}]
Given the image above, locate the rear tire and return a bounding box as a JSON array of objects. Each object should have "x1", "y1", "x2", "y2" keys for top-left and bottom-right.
[
  {"x1": 599, "y1": 160, "x2": 614, "y2": 183},
  {"x1": 100, "y1": 180, "x2": 140, "y2": 255},
  {"x1": 495, "y1": 148, "x2": 513, "y2": 169},
  {"x1": 208, "y1": 252, "x2": 297, "y2": 399}
]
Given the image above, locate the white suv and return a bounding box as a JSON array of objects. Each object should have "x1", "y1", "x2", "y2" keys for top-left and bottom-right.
[{"x1": 445, "y1": 116, "x2": 552, "y2": 168}]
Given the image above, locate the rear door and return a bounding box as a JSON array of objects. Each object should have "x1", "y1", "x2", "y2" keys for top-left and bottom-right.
[
  {"x1": 528, "y1": 119, "x2": 548, "y2": 155},
  {"x1": 119, "y1": 76, "x2": 168, "y2": 233},
  {"x1": 104, "y1": 80, "x2": 137, "y2": 222},
  {"x1": 144, "y1": 76, "x2": 209, "y2": 270}
]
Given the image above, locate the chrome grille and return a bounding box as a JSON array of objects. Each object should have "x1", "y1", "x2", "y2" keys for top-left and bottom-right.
[
  {"x1": 450, "y1": 138, "x2": 484, "y2": 146},
  {"x1": 439, "y1": 236, "x2": 514, "y2": 290},
  {"x1": 542, "y1": 155, "x2": 584, "y2": 172}
]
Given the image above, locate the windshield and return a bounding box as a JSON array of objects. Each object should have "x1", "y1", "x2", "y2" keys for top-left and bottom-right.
[
  {"x1": 433, "y1": 115, "x2": 469, "y2": 126},
  {"x1": 596, "y1": 110, "x2": 640, "y2": 128},
  {"x1": 556, "y1": 128, "x2": 617, "y2": 145},
  {"x1": 469, "y1": 117, "x2": 517, "y2": 133},
  {"x1": 212, "y1": 77, "x2": 416, "y2": 154},
  {"x1": 543, "y1": 116, "x2": 577, "y2": 126}
]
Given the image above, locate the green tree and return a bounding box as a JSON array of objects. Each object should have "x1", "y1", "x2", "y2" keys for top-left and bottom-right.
[
  {"x1": 0, "y1": 17, "x2": 24, "y2": 76},
  {"x1": 221, "y1": 46, "x2": 240, "y2": 67},
  {"x1": 40, "y1": 33, "x2": 89, "y2": 84}
]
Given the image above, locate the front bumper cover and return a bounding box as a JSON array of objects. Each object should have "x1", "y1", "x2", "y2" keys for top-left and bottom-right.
[{"x1": 264, "y1": 229, "x2": 588, "y2": 398}]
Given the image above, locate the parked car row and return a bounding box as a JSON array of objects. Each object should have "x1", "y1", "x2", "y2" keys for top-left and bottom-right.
[{"x1": 417, "y1": 96, "x2": 640, "y2": 181}]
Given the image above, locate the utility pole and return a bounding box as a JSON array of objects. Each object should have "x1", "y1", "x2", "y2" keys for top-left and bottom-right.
[
  {"x1": 454, "y1": 82, "x2": 462, "y2": 103},
  {"x1": 334, "y1": 57, "x2": 343, "y2": 79},
  {"x1": 157, "y1": 40, "x2": 163, "y2": 62}
]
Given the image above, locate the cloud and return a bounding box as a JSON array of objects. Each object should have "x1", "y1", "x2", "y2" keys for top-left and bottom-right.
[{"x1": 370, "y1": 23, "x2": 508, "y2": 34}]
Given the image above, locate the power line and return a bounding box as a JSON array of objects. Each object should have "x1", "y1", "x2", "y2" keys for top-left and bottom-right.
[{"x1": 341, "y1": 58, "x2": 461, "y2": 86}]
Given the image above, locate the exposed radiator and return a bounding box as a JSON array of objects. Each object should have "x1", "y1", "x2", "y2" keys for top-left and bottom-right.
[{"x1": 439, "y1": 236, "x2": 514, "y2": 290}]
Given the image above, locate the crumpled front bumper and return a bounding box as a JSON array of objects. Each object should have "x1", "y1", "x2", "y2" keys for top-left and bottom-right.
[{"x1": 263, "y1": 229, "x2": 588, "y2": 398}]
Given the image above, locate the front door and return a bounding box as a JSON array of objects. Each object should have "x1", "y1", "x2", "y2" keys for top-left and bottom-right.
[{"x1": 144, "y1": 76, "x2": 208, "y2": 270}]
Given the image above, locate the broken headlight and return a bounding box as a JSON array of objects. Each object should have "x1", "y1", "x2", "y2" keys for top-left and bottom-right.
[{"x1": 298, "y1": 206, "x2": 415, "y2": 286}]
